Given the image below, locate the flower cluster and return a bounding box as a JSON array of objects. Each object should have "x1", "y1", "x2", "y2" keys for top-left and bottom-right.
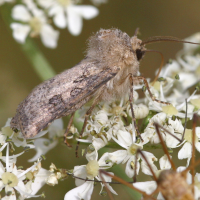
[
  {"x1": 0, "y1": 119, "x2": 51, "y2": 199},
  {"x1": 63, "y1": 33, "x2": 200, "y2": 199},
  {"x1": 0, "y1": 32, "x2": 200, "y2": 199},
  {"x1": 1, "y1": 0, "x2": 103, "y2": 48}
]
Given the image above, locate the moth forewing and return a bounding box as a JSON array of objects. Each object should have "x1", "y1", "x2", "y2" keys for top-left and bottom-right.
[{"x1": 10, "y1": 60, "x2": 120, "y2": 138}]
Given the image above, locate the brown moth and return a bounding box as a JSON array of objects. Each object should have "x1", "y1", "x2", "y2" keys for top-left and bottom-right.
[
  {"x1": 10, "y1": 28, "x2": 198, "y2": 140},
  {"x1": 11, "y1": 28, "x2": 146, "y2": 138}
]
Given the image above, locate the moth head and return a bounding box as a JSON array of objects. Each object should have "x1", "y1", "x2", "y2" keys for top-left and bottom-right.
[{"x1": 130, "y1": 28, "x2": 146, "y2": 61}]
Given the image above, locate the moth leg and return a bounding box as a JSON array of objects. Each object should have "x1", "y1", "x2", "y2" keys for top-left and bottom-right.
[
  {"x1": 129, "y1": 74, "x2": 143, "y2": 142},
  {"x1": 64, "y1": 112, "x2": 75, "y2": 147},
  {"x1": 135, "y1": 76, "x2": 170, "y2": 105},
  {"x1": 75, "y1": 88, "x2": 104, "y2": 157}
]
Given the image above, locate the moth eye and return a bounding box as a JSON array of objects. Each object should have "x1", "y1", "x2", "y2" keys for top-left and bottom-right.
[{"x1": 136, "y1": 49, "x2": 145, "y2": 61}]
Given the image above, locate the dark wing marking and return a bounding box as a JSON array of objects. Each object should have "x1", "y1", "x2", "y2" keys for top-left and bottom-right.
[{"x1": 11, "y1": 60, "x2": 120, "y2": 138}]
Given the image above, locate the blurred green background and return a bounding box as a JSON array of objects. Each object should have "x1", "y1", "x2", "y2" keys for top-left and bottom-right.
[{"x1": 1, "y1": 0, "x2": 200, "y2": 199}]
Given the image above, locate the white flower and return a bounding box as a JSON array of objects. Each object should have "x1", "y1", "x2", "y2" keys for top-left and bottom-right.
[
  {"x1": 64, "y1": 150, "x2": 116, "y2": 200},
  {"x1": 148, "y1": 87, "x2": 196, "y2": 119},
  {"x1": 107, "y1": 127, "x2": 157, "y2": 178},
  {"x1": 0, "y1": 142, "x2": 45, "y2": 199},
  {"x1": 178, "y1": 127, "x2": 200, "y2": 163},
  {"x1": 10, "y1": 3, "x2": 59, "y2": 48},
  {"x1": 28, "y1": 119, "x2": 64, "y2": 162},
  {"x1": 37, "y1": 0, "x2": 99, "y2": 35}
]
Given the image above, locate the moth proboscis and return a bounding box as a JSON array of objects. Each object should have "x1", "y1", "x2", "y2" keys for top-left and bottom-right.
[{"x1": 10, "y1": 28, "x2": 200, "y2": 156}]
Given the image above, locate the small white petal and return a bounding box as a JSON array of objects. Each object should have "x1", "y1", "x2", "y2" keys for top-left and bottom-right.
[
  {"x1": 64, "y1": 181, "x2": 94, "y2": 200},
  {"x1": 108, "y1": 150, "x2": 127, "y2": 164},
  {"x1": 165, "y1": 128, "x2": 181, "y2": 148},
  {"x1": 179, "y1": 72, "x2": 197, "y2": 90},
  {"x1": 141, "y1": 151, "x2": 158, "y2": 176},
  {"x1": 125, "y1": 157, "x2": 139, "y2": 178},
  {"x1": 10, "y1": 23, "x2": 30, "y2": 43},
  {"x1": 99, "y1": 172, "x2": 117, "y2": 195},
  {"x1": 74, "y1": 166, "x2": 87, "y2": 186},
  {"x1": 12, "y1": 5, "x2": 31, "y2": 21},
  {"x1": 178, "y1": 142, "x2": 192, "y2": 159},
  {"x1": 86, "y1": 150, "x2": 98, "y2": 162},
  {"x1": 53, "y1": 10, "x2": 67, "y2": 28},
  {"x1": 133, "y1": 181, "x2": 157, "y2": 195},
  {"x1": 30, "y1": 168, "x2": 51, "y2": 195},
  {"x1": 40, "y1": 24, "x2": 59, "y2": 48},
  {"x1": 98, "y1": 153, "x2": 113, "y2": 168},
  {"x1": 116, "y1": 130, "x2": 132, "y2": 147},
  {"x1": 67, "y1": 6, "x2": 82, "y2": 36},
  {"x1": 28, "y1": 138, "x2": 58, "y2": 162},
  {"x1": 92, "y1": 138, "x2": 106, "y2": 151},
  {"x1": 159, "y1": 155, "x2": 171, "y2": 170},
  {"x1": 195, "y1": 142, "x2": 200, "y2": 152},
  {"x1": 196, "y1": 127, "x2": 200, "y2": 138},
  {"x1": 72, "y1": 5, "x2": 99, "y2": 19}
]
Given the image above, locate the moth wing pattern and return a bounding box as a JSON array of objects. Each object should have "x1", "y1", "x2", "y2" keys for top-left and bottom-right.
[{"x1": 11, "y1": 60, "x2": 120, "y2": 138}]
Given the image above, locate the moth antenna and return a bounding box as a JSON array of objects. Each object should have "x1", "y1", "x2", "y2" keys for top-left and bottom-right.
[
  {"x1": 141, "y1": 36, "x2": 200, "y2": 45},
  {"x1": 144, "y1": 49, "x2": 164, "y2": 85},
  {"x1": 154, "y1": 123, "x2": 177, "y2": 171}
]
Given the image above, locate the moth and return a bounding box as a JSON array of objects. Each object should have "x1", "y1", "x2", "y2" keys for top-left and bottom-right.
[{"x1": 10, "y1": 28, "x2": 198, "y2": 142}]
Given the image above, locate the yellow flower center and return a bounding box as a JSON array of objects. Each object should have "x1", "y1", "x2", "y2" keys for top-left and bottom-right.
[
  {"x1": 152, "y1": 81, "x2": 160, "y2": 91},
  {"x1": 128, "y1": 144, "x2": 140, "y2": 155},
  {"x1": 57, "y1": 0, "x2": 71, "y2": 6},
  {"x1": 190, "y1": 99, "x2": 200, "y2": 109},
  {"x1": 1, "y1": 127, "x2": 13, "y2": 137},
  {"x1": 162, "y1": 105, "x2": 178, "y2": 115},
  {"x1": 2, "y1": 172, "x2": 19, "y2": 187},
  {"x1": 184, "y1": 129, "x2": 198, "y2": 143},
  {"x1": 29, "y1": 17, "x2": 42, "y2": 36},
  {"x1": 26, "y1": 171, "x2": 34, "y2": 180},
  {"x1": 86, "y1": 160, "x2": 99, "y2": 178}
]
